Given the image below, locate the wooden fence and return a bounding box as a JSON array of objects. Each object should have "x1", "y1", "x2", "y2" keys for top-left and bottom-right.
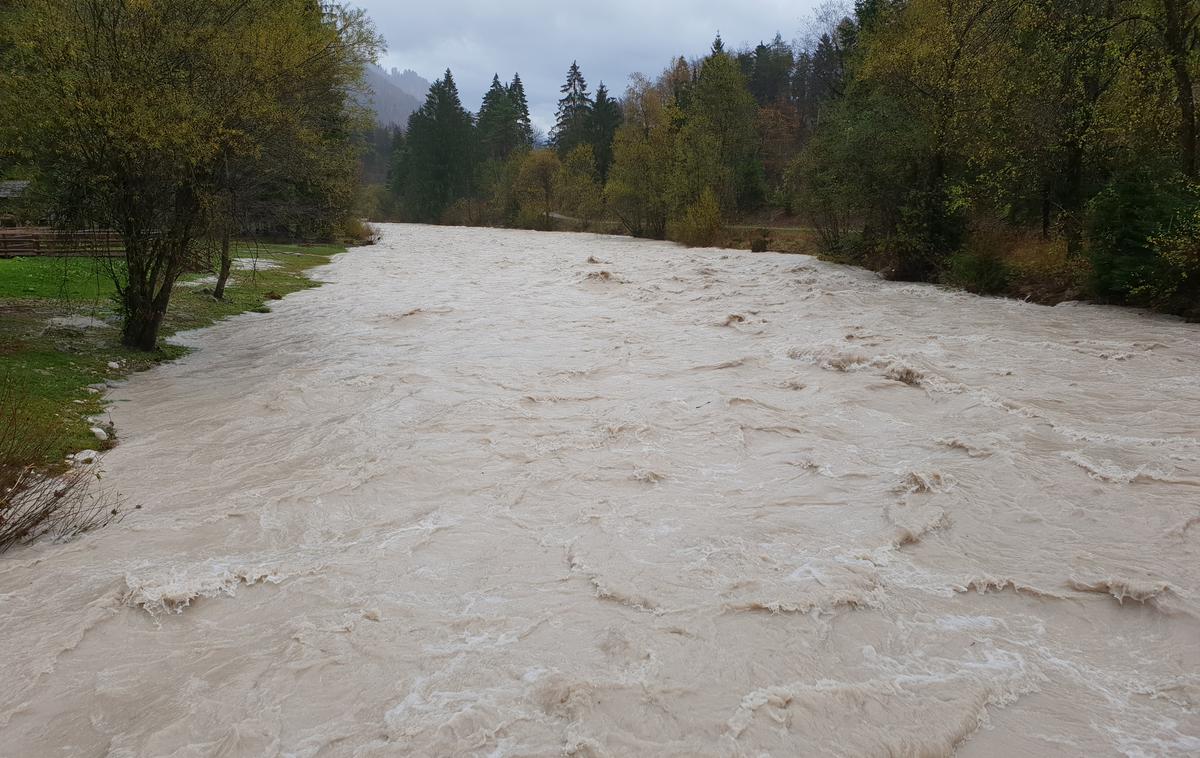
[{"x1": 0, "y1": 228, "x2": 124, "y2": 258}]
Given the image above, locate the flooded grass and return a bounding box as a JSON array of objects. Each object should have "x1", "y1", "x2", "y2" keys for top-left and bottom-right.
[{"x1": 0, "y1": 242, "x2": 347, "y2": 465}]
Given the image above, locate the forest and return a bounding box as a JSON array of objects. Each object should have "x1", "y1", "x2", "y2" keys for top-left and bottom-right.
[{"x1": 378, "y1": 0, "x2": 1200, "y2": 319}]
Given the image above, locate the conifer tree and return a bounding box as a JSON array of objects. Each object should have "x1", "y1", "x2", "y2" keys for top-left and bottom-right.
[
  {"x1": 507, "y1": 73, "x2": 535, "y2": 148},
  {"x1": 552, "y1": 61, "x2": 594, "y2": 155},
  {"x1": 477, "y1": 74, "x2": 521, "y2": 160},
  {"x1": 396, "y1": 69, "x2": 475, "y2": 222},
  {"x1": 589, "y1": 83, "x2": 623, "y2": 182}
]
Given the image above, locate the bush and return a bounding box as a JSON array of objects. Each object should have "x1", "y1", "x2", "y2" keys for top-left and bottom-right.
[
  {"x1": 750, "y1": 230, "x2": 770, "y2": 253},
  {"x1": 0, "y1": 379, "x2": 121, "y2": 553},
  {"x1": 1140, "y1": 203, "x2": 1200, "y2": 319},
  {"x1": 942, "y1": 249, "x2": 1012, "y2": 295},
  {"x1": 338, "y1": 217, "x2": 379, "y2": 246},
  {"x1": 1085, "y1": 172, "x2": 1195, "y2": 303},
  {"x1": 669, "y1": 187, "x2": 723, "y2": 247}
]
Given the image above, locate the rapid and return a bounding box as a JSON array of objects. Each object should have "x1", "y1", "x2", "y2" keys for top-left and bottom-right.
[{"x1": 2, "y1": 223, "x2": 1198, "y2": 756}]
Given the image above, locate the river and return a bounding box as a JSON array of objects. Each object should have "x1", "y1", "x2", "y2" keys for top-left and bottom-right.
[{"x1": 2, "y1": 223, "x2": 1198, "y2": 756}]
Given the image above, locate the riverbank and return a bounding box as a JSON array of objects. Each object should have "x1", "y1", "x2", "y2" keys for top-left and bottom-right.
[
  {"x1": 0, "y1": 242, "x2": 348, "y2": 467},
  {"x1": 454, "y1": 213, "x2": 1185, "y2": 317}
]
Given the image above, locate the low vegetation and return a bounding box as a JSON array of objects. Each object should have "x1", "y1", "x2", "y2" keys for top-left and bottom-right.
[{"x1": 0, "y1": 380, "x2": 121, "y2": 553}]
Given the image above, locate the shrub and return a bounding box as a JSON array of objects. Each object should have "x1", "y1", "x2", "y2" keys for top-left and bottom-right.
[
  {"x1": 750, "y1": 230, "x2": 770, "y2": 253},
  {"x1": 669, "y1": 187, "x2": 723, "y2": 247},
  {"x1": 1140, "y1": 203, "x2": 1200, "y2": 319},
  {"x1": 0, "y1": 379, "x2": 121, "y2": 553},
  {"x1": 942, "y1": 249, "x2": 1012, "y2": 295},
  {"x1": 1085, "y1": 172, "x2": 1194, "y2": 303},
  {"x1": 339, "y1": 217, "x2": 379, "y2": 246}
]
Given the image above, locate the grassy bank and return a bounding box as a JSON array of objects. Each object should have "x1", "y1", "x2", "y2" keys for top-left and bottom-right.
[{"x1": 0, "y1": 242, "x2": 347, "y2": 466}]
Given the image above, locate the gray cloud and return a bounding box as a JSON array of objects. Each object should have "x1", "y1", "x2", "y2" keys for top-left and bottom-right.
[{"x1": 356, "y1": 1, "x2": 819, "y2": 132}]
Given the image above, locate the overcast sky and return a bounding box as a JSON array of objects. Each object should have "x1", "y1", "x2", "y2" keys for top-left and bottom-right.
[{"x1": 356, "y1": 1, "x2": 821, "y2": 133}]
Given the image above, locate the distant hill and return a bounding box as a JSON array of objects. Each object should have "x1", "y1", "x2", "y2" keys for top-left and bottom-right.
[
  {"x1": 361, "y1": 66, "x2": 431, "y2": 128},
  {"x1": 387, "y1": 68, "x2": 431, "y2": 101}
]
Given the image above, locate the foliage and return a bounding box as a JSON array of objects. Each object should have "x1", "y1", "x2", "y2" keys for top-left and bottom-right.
[
  {"x1": 942, "y1": 250, "x2": 1013, "y2": 295},
  {"x1": 553, "y1": 61, "x2": 594, "y2": 155},
  {"x1": 604, "y1": 76, "x2": 675, "y2": 239},
  {"x1": 1, "y1": 0, "x2": 379, "y2": 349},
  {"x1": 372, "y1": 3, "x2": 1197, "y2": 317},
  {"x1": 590, "y1": 84, "x2": 624, "y2": 182},
  {"x1": 394, "y1": 70, "x2": 476, "y2": 222},
  {"x1": 1145, "y1": 201, "x2": 1200, "y2": 317},
  {"x1": 515, "y1": 150, "x2": 563, "y2": 230},
  {"x1": 477, "y1": 75, "x2": 533, "y2": 161},
  {"x1": 669, "y1": 187, "x2": 724, "y2": 247},
  {"x1": 674, "y1": 49, "x2": 763, "y2": 214},
  {"x1": 560, "y1": 145, "x2": 604, "y2": 227}
]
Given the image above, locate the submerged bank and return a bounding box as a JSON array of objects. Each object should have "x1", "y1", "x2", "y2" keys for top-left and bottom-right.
[
  {"x1": 1, "y1": 224, "x2": 1197, "y2": 756},
  {"x1": 0, "y1": 241, "x2": 349, "y2": 467}
]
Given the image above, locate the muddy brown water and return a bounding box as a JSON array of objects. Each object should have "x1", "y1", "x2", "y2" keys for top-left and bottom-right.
[{"x1": 2, "y1": 224, "x2": 1198, "y2": 756}]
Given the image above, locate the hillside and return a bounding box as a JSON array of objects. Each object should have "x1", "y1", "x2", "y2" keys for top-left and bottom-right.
[{"x1": 361, "y1": 65, "x2": 430, "y2": 128}]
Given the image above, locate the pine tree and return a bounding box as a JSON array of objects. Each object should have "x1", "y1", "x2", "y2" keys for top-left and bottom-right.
[
  {"x1": 589, "y1": 83, "x2": 623, "y2": 182},
  {"x1": 552, "y1": 61, "x2": 594, "y2": 155},
  {"x1": 396, "y1": 69, "x2": 475, "y2": 222},
  {"x1": 507, "y1": 73, "x2": 534, "y2": 148}
]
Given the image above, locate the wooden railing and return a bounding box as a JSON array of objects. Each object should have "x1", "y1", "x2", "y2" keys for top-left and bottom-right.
[{"x1": 0, "y1": 228, "x2": 124, "y2": 258}]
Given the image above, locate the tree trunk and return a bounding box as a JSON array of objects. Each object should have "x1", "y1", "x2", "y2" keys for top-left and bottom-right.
[
  {"x1": 120, "y1": 279, "x2": 170, "y2": 351},
  {"x1": 1163, "y1": 0, "x2": 1197, "y2": 177},
  {"x1": 1172, "y1": 61, "x2": 1197, "y2": 178},
  {"x1": 213, "y1": 229, "x2": 232, "y2": 300},
  {"x1": 1041, "y1": 179, "x2": 1053, "y2": 240},
  {"x1": 1062, "y1": 139, "x2": 1085, "y2": 258}
]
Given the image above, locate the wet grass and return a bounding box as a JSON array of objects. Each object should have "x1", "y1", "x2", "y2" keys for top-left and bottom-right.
[{"x1": 0, "y1": 242, "x2": 347, "y2": 466}]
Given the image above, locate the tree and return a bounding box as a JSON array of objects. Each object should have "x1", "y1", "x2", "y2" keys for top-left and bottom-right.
[
  {"x1": 1136, "y1": 0, "x2": 1200, "y2": 177},
  {"x1": 604, "y1": 75, "x2": 676, "y2": 238},
  {"x1": 1, "y1": 0, "x2": 380, "y2": 349},
  {"x1": 743, "y1": 33, "x2": 796, "y2": 105},
  {"x1": 396, "y1": 70, "x2": 476, "y2": 222},
  {"x1": 560, "y1": 144, "x2": 604, "y2": 226},
  {"x1": 589, "y1": 84, "x2": 624, "y2": 182},
  {"x1": 673, "y1": 47, "x2": 763, "y2": 214},
  {"x1": 553, "y1": 61, "x2": 594, "y2": 155},
  {"x1": 516, "y1": 150, "x2": 563, "y2": 229},
  {"x1": 508, "y1": 73, "x2": 536, "y2": 148},
  {"x1": 477, "y1": 75, "x2": 524, "y2": 161},
  {"x1": 207, "y1": 5, "x2": 377, "y2": 299}
]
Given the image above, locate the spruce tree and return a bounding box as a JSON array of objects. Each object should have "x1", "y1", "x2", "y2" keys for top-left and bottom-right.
[
  {"x1": 589, "y1": 83, "x2": 623, "y2": 182},
  {"x1": 397, "y1": 69, "x2": 475, "y2": 222},
  {"x1": 477, "y1": 74, "x2": 521, "y2": 160},
  {"x1": 507, "y1": 73, "x2": 534, "y2": 148},
  {"x1": 552, "y1": 61, "x2": 594, "y2": 155}
]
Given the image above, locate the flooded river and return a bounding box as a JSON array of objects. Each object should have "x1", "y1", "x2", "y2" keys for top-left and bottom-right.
[{"x1": 2, "y1": 224, "x2": 1198, "y2": 756}]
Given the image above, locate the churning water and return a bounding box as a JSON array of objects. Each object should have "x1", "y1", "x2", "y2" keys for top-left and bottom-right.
[{"x1": 2, "y1": 224, "x2": 1198, "y2": 756}]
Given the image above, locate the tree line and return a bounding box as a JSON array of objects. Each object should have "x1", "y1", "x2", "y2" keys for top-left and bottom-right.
[
  {"x1": 0, "y1": 0, "x2": 381, "y2": 349},
  {"x1": 383, "y1": 4, "x2": 1199, "y2": 319}
]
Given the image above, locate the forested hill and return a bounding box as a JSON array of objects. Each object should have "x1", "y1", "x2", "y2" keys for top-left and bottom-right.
[{"x1": 362, "y1": 65, "x2": 429, "y2": 127}]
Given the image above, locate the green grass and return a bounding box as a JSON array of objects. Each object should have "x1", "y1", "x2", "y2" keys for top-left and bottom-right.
[
  {"x1": 0, "y1": 241, "x2": 348, "y2": 465},
  {"x1": 0, "y1": 256, "x2": 120, "y2": 301}
]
